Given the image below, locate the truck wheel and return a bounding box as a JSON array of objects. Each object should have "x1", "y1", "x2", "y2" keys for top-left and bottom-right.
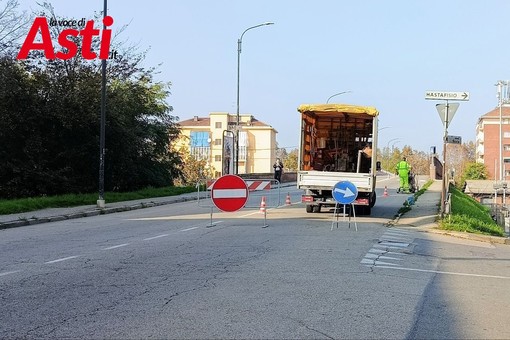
[
  {"x1": 370, "y1": 191, "x2": 376, "y2": 207},
  {"x1": 306, "y1": 205, "x2": 314, "y2": 213},
  {"x1": 312, "y1": 205, "x2": 321, "y2": 213},
  {"x1": 356, "y1": 205, "x2": 371, "y2": 216}
]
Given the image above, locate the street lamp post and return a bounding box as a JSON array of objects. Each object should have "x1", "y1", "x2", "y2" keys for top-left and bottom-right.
[
  {"x1": 97, "y1": 0, "x2": 107, "y2": 208},
  {"x1": 496, "y1": 80, "x2": 508, "y2": 182},
  {"x1": 235, "y1": 22, "x2": 274, "y2": 174},
  {"x1": 326, "y1": 90, "x2": 352, "y2": 104}
]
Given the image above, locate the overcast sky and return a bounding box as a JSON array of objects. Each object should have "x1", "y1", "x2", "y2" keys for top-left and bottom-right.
[{"x1": 17, "y1": 0, "x2": 510, "y2": 153}]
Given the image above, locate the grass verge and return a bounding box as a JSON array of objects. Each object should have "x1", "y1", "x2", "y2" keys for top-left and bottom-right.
[
  {"x1": 397, "y1": 180, "x2": 433, "y2": 216},
  {"x1": 0, "y1": 186, "x2": 196, "y2": 215},
  {"x1": 440, "y1": 185, "x2": 505, "y2": 237}
]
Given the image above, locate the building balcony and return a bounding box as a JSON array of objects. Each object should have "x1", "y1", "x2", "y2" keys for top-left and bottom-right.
[{"x1": 190, "y1": 146, "x2": 211, "y2": 160}]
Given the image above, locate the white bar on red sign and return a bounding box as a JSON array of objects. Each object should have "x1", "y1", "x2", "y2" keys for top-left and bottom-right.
[{"x1": 213, "y1": 189, "x2": 247, "y2": 198}]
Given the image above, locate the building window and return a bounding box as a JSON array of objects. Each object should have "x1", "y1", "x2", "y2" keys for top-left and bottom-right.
[
  {"x1": 504, "y1": 132, "x2": 510, "y2": 138},
  {"x1": 214, "y1": 139, "x2": 222, "y2": 146},
  {"x1": 505, "y1": 144, "x2": 510, "y2": 151},
  {"x1": 189, "y1": 131, "x2": 210, "y2": 160},
  {"x1": 214, "y1": 155, "x2": 221, "y2": 162},
  {"x1": 215, "y1": 122, "x2": 222, "y2": 129},
  {"x1": 238, "y1": 131, "x2": 248, "y2": 161}
]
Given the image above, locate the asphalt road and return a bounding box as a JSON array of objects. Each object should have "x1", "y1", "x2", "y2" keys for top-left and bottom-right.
[{"x1": 1, "y1": 178, "x2": 510, "y2": 339}]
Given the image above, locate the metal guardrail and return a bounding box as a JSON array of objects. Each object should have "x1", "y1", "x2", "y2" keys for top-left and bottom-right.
[{"x1": 489, "y1": 204, "x2": 510, "y2": 234}]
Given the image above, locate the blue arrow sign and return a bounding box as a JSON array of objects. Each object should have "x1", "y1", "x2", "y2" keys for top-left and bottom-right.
[{"x1": 332, "y1": 181, "x2": 358, "y2": 204}]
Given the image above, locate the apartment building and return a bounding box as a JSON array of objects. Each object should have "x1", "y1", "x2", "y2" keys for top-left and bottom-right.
[
  {"x1": 177, "y1": 112, "x2": 278, "y2": 177},
  {"x1": 475, "y1": 105, "x2": 510, "y2": 180}
]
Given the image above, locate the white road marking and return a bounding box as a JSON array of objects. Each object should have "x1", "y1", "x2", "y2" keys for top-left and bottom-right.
[
  {"x1": 103, "y1": 243, "x2": 129, "y2": 250},
  {"x1": 44, "y1": 256, "x2": 79, "y2": 264},
  {"x1": 364, "y1": 253, "x2": 402, "y2": 261},
  {"x1": 375, "y1": 265, "x2": 510, "y2": 280},
  {"x1": 180, "y1": 227, "x2": 199, "y2": 232},
  {"x1": 143, "y1": 234, "x2": 169, "y2": 241},
  {"x1": 378, "y1": 241, "x2": 410, "y2": 248},
  {"x1": 368, "y1": 249, "x2": 404, "y2": 256},
  {"x1": 0, "y1": 270, "x2": 22, "y2": 277}
]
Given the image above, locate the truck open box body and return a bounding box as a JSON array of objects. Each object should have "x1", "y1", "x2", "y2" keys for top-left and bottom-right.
[{"x1": 297, "y1": 104, "x2": 379, "y2": 214}]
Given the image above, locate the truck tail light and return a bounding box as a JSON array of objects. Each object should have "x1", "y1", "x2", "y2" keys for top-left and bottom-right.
[
  {"x1": 301, "y1": 195, "x2": 314, "y2": 203},
  {"x1": 355, "y1": 198, "x2": 369, "y2": 205}
]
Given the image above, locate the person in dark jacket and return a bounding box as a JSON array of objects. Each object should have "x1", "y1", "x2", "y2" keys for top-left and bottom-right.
[{"x1": 273, "y1": 158, "x2": 283, "y2": 183}]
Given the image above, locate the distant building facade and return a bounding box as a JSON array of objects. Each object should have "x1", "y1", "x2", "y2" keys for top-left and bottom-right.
[
  {"x1": 475, "y1": 105, "x2": 510, "y2": 180},
  {"x1": 177, "y1": 112, "x2": 278, "y2": 178}
]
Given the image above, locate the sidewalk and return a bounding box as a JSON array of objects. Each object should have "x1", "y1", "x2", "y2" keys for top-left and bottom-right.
[
  {"x1": 395, "y1": 180, "x2": 510, "y2": 245},
  {"x1": 0, "y1": 191, "x2": 207, "y2": 230}
]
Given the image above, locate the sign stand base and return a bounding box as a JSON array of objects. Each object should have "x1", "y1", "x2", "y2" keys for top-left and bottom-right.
[
  {"x1": 206, "y1": 206, "x2": 215, "y2": 228},
  {"x1": 331, "y1": 203, "x2": 358, "y2": 231},
  {"x1": 262, "y1": 207, "x2": 269, "y2": 228}
]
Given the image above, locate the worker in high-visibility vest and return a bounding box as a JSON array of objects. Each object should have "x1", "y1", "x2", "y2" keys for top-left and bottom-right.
[{"x1": 395, "y1": 157, "x2": 411, "y2": 192}]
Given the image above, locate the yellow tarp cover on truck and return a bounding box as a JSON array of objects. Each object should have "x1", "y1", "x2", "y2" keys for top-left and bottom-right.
[{"x1": 297, "y1": 104, "x2": 379, "y2": 117}]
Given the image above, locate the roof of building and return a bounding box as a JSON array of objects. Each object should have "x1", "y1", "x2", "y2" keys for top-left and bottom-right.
[
  {"x1": 178, "y1": 116, "x2": 211, "y2": 127},
  {"x1": 464, "y1": 180, "x2": 496, "y2": 195},
  {"x1": 178, "y1": 115, "x2": 274, "y2": 129},
  {"x1": 479, "y1": 105, "x2": 510, "y2": 120}
]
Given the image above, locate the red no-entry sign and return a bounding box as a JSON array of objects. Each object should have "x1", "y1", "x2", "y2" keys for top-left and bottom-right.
[{"x1": 211, "y1": 175, "x2": 249, "y2": 212}]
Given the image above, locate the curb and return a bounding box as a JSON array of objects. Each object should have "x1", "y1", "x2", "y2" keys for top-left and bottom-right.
[
  {"x1": 392, "y1": 189, "x2": 510, "y2": 246},
  {"x1": 0, "y1": 193, "x2": 208, "y2": 231},
  {"x1": 421, "y1": 227, "x2": 510, "y2": 245}
]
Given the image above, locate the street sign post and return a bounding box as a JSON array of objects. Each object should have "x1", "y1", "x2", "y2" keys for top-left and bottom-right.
[
  {"x1": 425, "y1": 91, "x2": 470, "y2": 101},
  {"x1": 211, "y1": 174, "x2": 249, "y2": 212},
  {"x1": 332, "y1": 181, "x2": 358, "y2": 231},
  {"x1": 426, "y1": 89, "x2": 469, "y2": 216}
]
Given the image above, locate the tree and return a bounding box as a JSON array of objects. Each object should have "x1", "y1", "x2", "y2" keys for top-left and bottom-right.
[
  {"x1": 0, "y1": 5, "x2": 182, "y2": 198},
  {"x1": 284, "y1": 148, "x2": 298, "y2": 171},
  {"x1": 0, "y1": 0, "x2": 31, "y2": 55},
  {"x1": 174, "y1": 146, "x2": 215, "y2": 187},
  {"x1": 275, "y1": 144, "x2": 287, "y2": 161},
  {"x1": 460, "y1": 162, "x2": 488, "y2": 188},
  {"x1": 446, "y1": 142, "x2": 476, "y2": 186}
]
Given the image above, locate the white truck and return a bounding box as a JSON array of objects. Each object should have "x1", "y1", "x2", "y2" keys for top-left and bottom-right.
[{"x1": 297, "y1": 104, "x2": 380, "y2": 215}]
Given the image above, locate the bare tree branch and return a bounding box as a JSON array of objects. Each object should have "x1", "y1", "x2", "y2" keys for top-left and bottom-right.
[{"x1": 0, "y1": 0, "x2": 31, "y2": 54}]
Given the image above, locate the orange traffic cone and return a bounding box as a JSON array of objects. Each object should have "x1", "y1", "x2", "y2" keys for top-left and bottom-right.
[
  {"x1": 259, "y1": 196, "x2": 267, "y2": 213},
  {"x1": 383, "y1": 186, "x2": 389, "y2": 197},
  {"x1": 285, "y1": 193, "x2": 291, "y2": 205}
]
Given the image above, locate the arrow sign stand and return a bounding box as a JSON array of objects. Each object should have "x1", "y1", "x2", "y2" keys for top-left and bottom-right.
[
  {"x1": 331, "y1": 181, "x2": 359, "y2": 231},
  {"x1": 331, "y1": 203, "x2": 358, "y2": 231}
]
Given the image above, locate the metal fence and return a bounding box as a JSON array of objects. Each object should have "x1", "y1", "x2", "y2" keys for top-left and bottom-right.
[{"x1": 489, "y1": 204, "x2": 510, "y2": 234}]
